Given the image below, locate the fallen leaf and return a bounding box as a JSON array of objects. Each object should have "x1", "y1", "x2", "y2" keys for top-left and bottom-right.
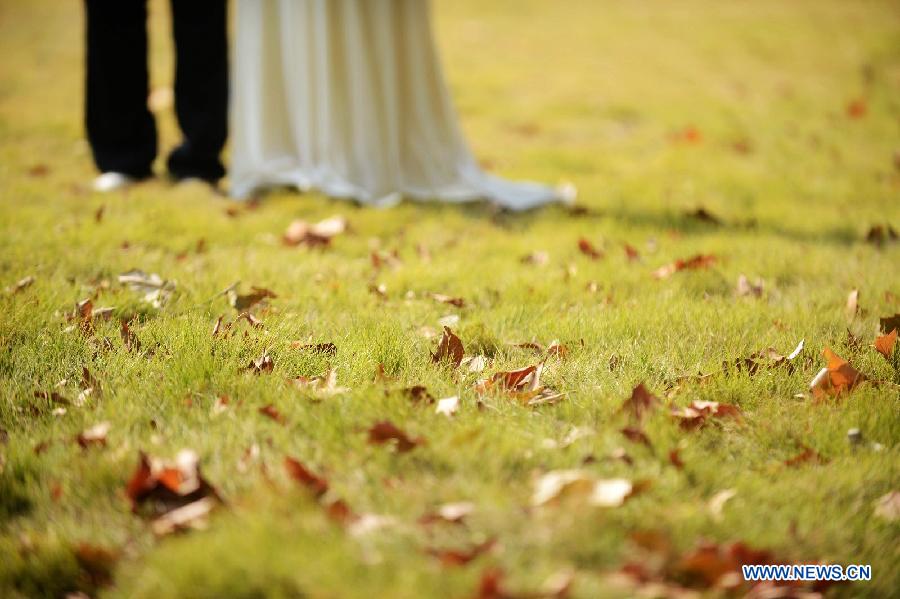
[
  {"x1": 283, "y1": 457, "x2": 329, "y2": 498},
  {"x1": 124, "y1": 450, "x2": 221, "y2": 531},
  {"x1": 521, "y1": 251, "x2": 549, "y2": 266},
  {"x1": 436, "y1": 396, "x2": 460, "y2": 417},
  {"x1": 578, "y1": 238, "x2": 604, "y2": 260},
  {"x1": 670, "y1": 401, "x2": 741, "y2": 430},
  {"x1": 76, "y1": 421, "x2": 110, "y2": 449},
  {"x1": 402, "y1": 385, "x2": 435, "y2": 404},
  {"x1": 290, "y1": 341, "x2": 337, "y2": 355},
  {"x1": 426, "y1": 538, "x2": 496, "y2": 567},
  {"x1": 432, "y1": 326, "x2": 465, "y2": 368},
  {"x1": 784, "y1": 446, "x2": 829, "y2": 467},
  {"x1": 259, "y1": 404, "x2": 285, "y2": 424},
  {"x1": 673, "y1": 126, "x2": 702, "y2": 144},
  {"x1": 652, "y1": 254, "x2": 717, "y2": 279},
  {"x1": 27, "y1": 164, "x2": 50, "y2": 177},
  {"x1": 708, "y1": 489, "x2": 736, "y2": 521},
  {"x1": 118, "y1": 270, "x2": 175, "y2": 308},
  {"x1": 419, "y1": 502, "x2": 474, "y2": 526},
  {"x1": 873, "y1": 491, "x2": 900, "y2": 522},
  {"x1": 371, "y1": 249, "x2": 402, "y2": 271},
  {"x1": 7, "y1": 275, "x2": 35, "y2": 294},
  {"x1": 463, "y1": 355, "x2": 487, "y2": 373},
  {"x1": 533, "y1": 470, "x2": 638, "y2": 508},
  {"x1": 623, "y1": 244, "x2": 640, "y2": 262},
  {"x1": 228, "y1": 286, "x2": 277, "y2": 312},
  {"x1": 367, "y1": 420, "x2": 424, "y2": 452},
  {"x1": 874, "y1": 329, "x2": 898, "y2": 359},
  {"x1": 247, "y1": 352, "x2": 274, "y2": 374},
  {"x1": 283, "y1": 215, "x2": 347, "y2": 247},
  {"x1": 878, "y1": 314, "x2": 900, "y2": 338},
  {"x1": 846, "y1": 289, "x2": 859, "y2": 318},
  {"x1": 74, "y1": 543, "x2": 118, "y2": 589},
  {"x1": 668, "y1": 449, "x2": 684, "y2": 470},
  {"x1": 591, "y1": 478, "x2": 637, "y2": 507},
  {"x1": 620, "y1": 426, "x2": 653, "y2": 449},
  {"x1": 846, "y1": 98, "x2": 867, "y2": 118},
  {"x1": 619, "y1": 383, "x2": 660, "y2": 422},
  {"x1": 151, "y1": 496, "x2": 216, "y2": 536},
  {"x1": 431, "y1": 293, "x2": 466, "y2": 308},
  {"x1": 735, "y1": 274, "x2": 763, "y2": 297},
  {"x1": 865, "y1": 224, "x2": 898, "y2": 247},
  {"x1": 809, "y1": 348, "x2": 866, "y2": 397},
  {"x1": 685, "y1": 207, "x2": 722, "y2": 225},
  {"x1": 289, "y1": 369, "x2": 348, "y2": 396}
]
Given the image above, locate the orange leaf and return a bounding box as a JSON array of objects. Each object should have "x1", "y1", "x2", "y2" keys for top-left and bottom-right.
[{"x1": 874, "y1": 329, "x2": 898, "y2": 359}]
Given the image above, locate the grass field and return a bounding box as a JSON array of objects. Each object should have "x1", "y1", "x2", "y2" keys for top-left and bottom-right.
[{"x1": 1, "y1": 0, "x2": 899, "y2": 597}]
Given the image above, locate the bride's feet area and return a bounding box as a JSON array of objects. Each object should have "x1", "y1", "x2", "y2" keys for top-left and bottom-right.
[{"x1": 92, "y1": 172, "x2": 136, "y2": 193}]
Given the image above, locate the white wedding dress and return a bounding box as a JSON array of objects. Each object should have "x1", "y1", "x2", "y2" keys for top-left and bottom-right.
[{"x1": 230, "y1": 0, "x2": 568, "y2": 210}]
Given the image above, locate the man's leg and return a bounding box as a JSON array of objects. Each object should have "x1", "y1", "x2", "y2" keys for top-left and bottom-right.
[
  {"x1": 84, "y1": 0, "x2": 156, "y2": 179},
  {"x1": 167, "y1": 0, "x2": 228, "y2": 182}
]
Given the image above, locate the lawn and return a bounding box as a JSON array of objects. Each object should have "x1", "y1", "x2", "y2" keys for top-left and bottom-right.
[{"x1": 1, "y1": 0, "x2": 899, "y2": 597}]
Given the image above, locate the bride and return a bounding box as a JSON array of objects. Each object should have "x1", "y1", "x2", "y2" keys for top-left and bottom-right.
[{"x1": 230, "y1": 0, "x2": 570, "y2": 211}]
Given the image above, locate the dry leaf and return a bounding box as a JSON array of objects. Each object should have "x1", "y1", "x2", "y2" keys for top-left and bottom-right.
[
  {"x1": 228, "y1": 286, "x2": 277, "y2": 312},
  {"x1": 652, "y1": 254, "x2": 717, "y2": 279},
  {"x1": 432, "y1": 326, "x2": 465, "y2": 368},
  {"x1": 670, "y1": 401, "x2": 741, "y2": 430},
  {"x1": 809, "y1": 348, "x2": 866, "y2": 397},
  {"x1": 367, "y1": 420, "x2": 424, "y2": 452},
  {"x1": 290, "y1": 341, "x2": 337, "y2": 355},
  {"x1": 533, "y1": 470, "x2": 638, "y2": 508},
  {"x1": 289, "y1": 369, "x2": 348, "y2": 396},
  {"x1": 283, "y1": 216, "x2": 347, "y2": 247},
  {"x1": 118, "y1": 270, "x2": 174, "y2": 308},
  {"x1": 76, "y1": 421, "x2": 111, "y2": 449},
  {"x1": 578, "y1": 237, "x2": 604, "y2": 260},
  {"x1": 846, "y1": 289, "x2": 859, "y2": 318},
  {"x1": 620, "y1": 383, "x2": 660, "y2": 422},
  {"x1": 668, "y1": 449, "x2": 684, "y2": 470},
  {"x1": 873, "y1": 491, "x2": 900, "y2": 522},
  {"x1": 436, "y1": 396, "x2": 460, "y2": 417},
  {"x1": 708, "y1": 489, "x2": 736, "y2": 521},
  {"x1": 431, "y1": 293, "x2": 466, "y2": 308},
  {"x1": 419, "y1": 501, "x2": 474, "y2": 526},
  {"x1": 879, "y1": 313, "x2": 900, "y2": 334},
  {"x1": 686, "y1": 207, "x2": 722, "y2": 225},
  {"x1": 259, "y1": 404, "x2": 285, "y2": 424},
  {"x1": 735, "y1": 274, "x2": 763, "y2": 297},
  {"x1": 247, "y1": 352, "x2": 274, "y2": 374},
  {"x1": 874, "y1": 329, "x2": 897, "y2": 359},
  {"x1": 426, "y1": 538, "x2": 496, "y2": 567},
  {"x1": 623, "y1": 244, "x2": 640, "y2": 262},
  {"x1": 284, "y1": 457, "x2": 329, "y2": 498},
  {"x1": 8, "y1": 275, "x2": 35, "y2": 294},
  {"x1": 865, "y1": 224, "x2": 898, "y2": 247},
  {"x1": 620, "y1": 426, "x2": 653, "y2": 449},
  {"x1": 784, "y1": 445, "x2": 829, "y2": 467}
]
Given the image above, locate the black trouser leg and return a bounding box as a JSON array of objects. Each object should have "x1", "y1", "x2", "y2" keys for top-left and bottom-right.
[
  {"x1": 167, "y1": 0, "x2": 228, "y2": 182},
  {"x1": 84, "y1": 0, "x2": 156, "y2": 178}
]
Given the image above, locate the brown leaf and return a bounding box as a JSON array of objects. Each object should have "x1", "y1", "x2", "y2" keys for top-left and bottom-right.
[
  {"x1": 288, "y1": 369, "x2": 348, "y2": 396},
  {"x1": 27, "y1": 164, "x2": 50, "y2": 177},
  {"x1": 418, "y1": 501, "x2": 474, "y2": 526},
  {"x1": 284, "y1": 457, "x2": 329, "y2": 498},
  {"x1": 652, "y1": 254, "x2": 717, "y2": 279},
  {"x1": 367, "y1": 420, "x2": 424, "y2": 452},
  {"x1": 668, "y1": 449, "x2": 684, "y2": 470},
  {"x1": 211, "y1": 315, "x2": 226, "y2": 338},
  {"x1": 784, "y1": 445, "x2": 829, "y2": 468},
  {"x1": 432, "y1": 326, "x2": 465, "y2": 368},
  {"x1": 283, "y1": 216, "x2": 347, "y2": 247},
  {"x1": 76, "y1": 421, "x2": 110, "y2": 449},
  {"x1": 874, "y1": 328, "x2": 898, "y2": 359},
  {"x1": 578, "y1": 237, "x2": 604, "y2": 260},
  {"x1": 670, "y1": 401, "x2": 741, "y2": 430},
  {"x1": 236, "y1": 312, "x2": 264, "y2": 329},
  {"x1": 619, "y1": 383, "x2": 660, "y2": 422},
  {"x1": 290, "y1": 341, "x2": 337, "y2": 355},
  {"x1": 620, "y1": 426, "x2": 653, "y2": 449},
  {"x1": 8, "y1": 275, "x2": 35, "y2": 294},
  {"x1": 846, "y1": 98, "x2": 867, "y2": 118},
  {"x1": 371, "y1": 249, "x2": 402, "y2": 271},
  {"x1": 880, "y1": 313, "x2": 900, "y2": 334},
  {"x1": 120, "y1": 320, "x2": 141, "y2": 352},
  {"x1": 228, "y1": 286, "x2": 277, "y2": 312},
  {"x1": 247, "y1": 352, "x2": 274, "y2": 374},
  {"x1": 431, "y1": 293, "x2": 466, "y2": 308},
  {"x1": 259, "y1": 404, "x2": 285, "y2": 424},
  {"x1": 685, "y1": 207, "x2": 722, "y2": 225},
  {"x1": 735, "y1": 274, "x2": 763, "y2": 297},
  {"x1": 426, "y1": 538, "x2": 496, "y2": 567},
  {"x1": 74, "y1": 543, "x2": 118, "y2": 589},
  {"x1": 402, "y1": 385, "x2": 435, "y2": 404},
  {"x1": 865, "y1": 224, "x2": 898, "y2": 247},
  {"x1": 623, "y1": 244, "x2": 640, "y2": 261},
  {"x1": 809, "y1": 348, "x2": 866, "y2": 397},
  {"x1": 124, "y1": 450, "x2": 221, "y2": 527}
]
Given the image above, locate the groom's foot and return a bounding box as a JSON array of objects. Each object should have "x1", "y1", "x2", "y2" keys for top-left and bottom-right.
[
  {"x1": 92, "y1": 172, "x2": 137, "y2": 193},
  {"x1": 166, "y1": 142, "x2": 225, "y2": 185}
]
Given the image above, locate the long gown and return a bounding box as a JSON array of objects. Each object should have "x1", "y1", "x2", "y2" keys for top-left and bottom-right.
[{"x1": 230, "y1": 0, "x2": 569, "y2": 210}]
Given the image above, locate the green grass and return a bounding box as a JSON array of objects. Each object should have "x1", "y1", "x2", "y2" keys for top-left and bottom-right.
[{"x1": 1, "y1": 0, "x2": 899, "y2": 597}]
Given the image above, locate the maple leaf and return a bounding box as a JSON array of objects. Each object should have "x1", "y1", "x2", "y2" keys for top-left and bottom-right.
[
  {"x1": 432, "y1": 326, "x2": 465, "y2": 368},
  {"x1": 809, "y1": 348, "x2": 866, "y2": 397}
]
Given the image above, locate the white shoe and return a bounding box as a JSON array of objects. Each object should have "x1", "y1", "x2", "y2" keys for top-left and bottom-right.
[{"x1": 93, "y1": 172, "x2": 135, "y2": 193}]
